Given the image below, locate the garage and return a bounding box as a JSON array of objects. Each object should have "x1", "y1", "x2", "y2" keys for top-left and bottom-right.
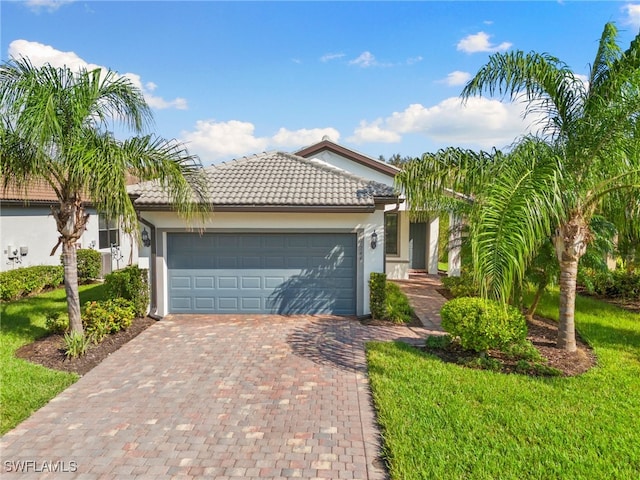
[{"x1": 167, "y1": 232, "x2": 357, "y2": 315}]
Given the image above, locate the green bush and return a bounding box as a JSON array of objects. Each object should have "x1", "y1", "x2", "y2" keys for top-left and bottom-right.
[
  {"x1": 0, "y1": 265, "x2": 64, "y2": 301},
  {"x1": 440, "y1": 297, "x2": 527, "y2": 353},
  {"x1": 104, "y1": 266, "x2": 149, "y2": 317},
  {"x1": 82, "y1": 298, "x2": 135, "y2": 344},
  {"x1": 385, "y1": 282, "x2": 414, "y2": 323},
  {"x1": 72, "y1": 249, "x2": 102, "y2": 283},
  {"x1": 369, "y1": 272, "x2": 387, "y2": 320},
  {"x1": 45, "y1": 312, "x2": 69, "y2": 334},
  {"x1": 63, "y1": 331, "x2": 90, "y2": 358},
  {"x1": 591, "y1": 269, "x2": 640, "y2": 299},
  {"x1": 425, "y1": 334, "x2": 452, "y2": 349},
  {"x1": 442, "y1": 272, "x2": 479, "y2": 298}
]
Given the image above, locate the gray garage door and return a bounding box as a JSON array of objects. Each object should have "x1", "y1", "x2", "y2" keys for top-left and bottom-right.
[{"x1": 167, "y1": 233, "x2": 357, "y2": 315}]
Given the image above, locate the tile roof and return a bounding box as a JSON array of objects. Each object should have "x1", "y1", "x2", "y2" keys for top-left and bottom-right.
[
  {"x1": 1, "y1": 180, "x2": 59, "y2": 203},
  {"x1": 129, "y1": 151, "x2": 397, "y2": 209}
]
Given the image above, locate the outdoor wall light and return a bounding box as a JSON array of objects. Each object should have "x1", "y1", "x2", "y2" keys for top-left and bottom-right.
[
  {"x1": 371, "y1": 230, "x2": 378, "y2": 249},
  {"x1": 141, "y1": 228, "x2": 151, "y2": 248}
]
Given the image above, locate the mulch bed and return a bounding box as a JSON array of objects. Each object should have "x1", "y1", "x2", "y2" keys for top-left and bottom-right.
[
  {"x1": 15, "y1": 316, "x2": 156, "y2": 376},
  {"x1": 424, "y1": 314, "x2": 597, "y2": 377}
]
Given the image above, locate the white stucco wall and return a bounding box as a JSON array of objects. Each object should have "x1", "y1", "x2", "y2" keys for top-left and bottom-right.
[
  {"x1": 139, "y1": 210, "x2": 385, "y2": 317},
  {"x1": 307, "y1": 151, "x2": 397, "y2": 187},
  {"x1": 0, "y1": 205, "x2": 137, "y2": 274}
]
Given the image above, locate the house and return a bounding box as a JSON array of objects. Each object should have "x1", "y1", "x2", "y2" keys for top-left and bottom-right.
[
  {"x1": 0, "y1": 180, "x2": 137, "y2": 274},
  {"x1": 130, "y1": 139, "x2": 442, "y2": 317}
]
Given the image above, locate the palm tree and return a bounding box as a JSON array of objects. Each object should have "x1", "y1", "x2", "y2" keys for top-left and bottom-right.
[
  {"x1": 0, "y1": 58, "x2": 208, "y2": 334},
  {"x1": 398, "y1": 23, "x2": 640, "y2": 351}
]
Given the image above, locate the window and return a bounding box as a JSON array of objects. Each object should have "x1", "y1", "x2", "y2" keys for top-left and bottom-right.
[
  {"x1": 385, "y1": 213, "x2": 399, "y2": 255},
  {"x1": 99, "y1": 216, "x2": 119, "y2": 249}
]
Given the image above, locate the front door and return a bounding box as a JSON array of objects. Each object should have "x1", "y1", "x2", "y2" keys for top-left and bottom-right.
[{"x1": 409, "y1": 222, "x2": 427, "y2": 270}]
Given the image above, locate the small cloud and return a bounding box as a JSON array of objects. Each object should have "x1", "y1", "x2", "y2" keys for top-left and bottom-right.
[
  {"x1": 483, "y1": 20, "x2": 494, "y2": 25},
  {"x1": 622, "y1": 3, "x2": 640, "y2": 28},
  {"x1": 8, "y1": 40, "x2": 188, "y2": 111},
  {"x1": 320, "y1": 52, "x2": 345, "y2": 62},
  {"x1": 24, "y1": 0, "x2": 74, "y2": 13},
  {"x1": 291, "y1": 58, "x2": 302, "y2": 64},
  {"x1": 349, "y1": 51, "x2": 393, "y2": 68},
  {"x1": 441, "y1": 70, "x2": 472, "y2": 86},
  {"x1": 457, "y1": 31, "x2": 512, "y2": 53},
  {"x1": 406, "y1": 56, "x2": 423, "y2": 65}
]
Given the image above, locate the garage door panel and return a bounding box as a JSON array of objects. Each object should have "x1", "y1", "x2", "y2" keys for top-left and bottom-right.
[
  {"x1": 167, "y1": 233, "x2": 356, "y2": 314},
  {"x1": 241, "y1": 277, "x2": 261, "y2": 289}
]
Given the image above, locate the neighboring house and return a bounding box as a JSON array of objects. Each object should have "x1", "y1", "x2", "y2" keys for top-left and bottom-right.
[
  {"x1": 0, "y1": 181, "x2": 137, "y2": 274},
  {"x1": 130, "y1": 139, "x2": 441, "y2": 317}
]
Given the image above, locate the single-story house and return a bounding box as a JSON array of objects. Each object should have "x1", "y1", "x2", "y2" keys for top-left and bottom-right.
[
  {"x1": 0, "y1": 181, "x2": 137, "y2": 275},
  {"x1": 130, "y1": 139, "x2": 443, "y2": 317}
]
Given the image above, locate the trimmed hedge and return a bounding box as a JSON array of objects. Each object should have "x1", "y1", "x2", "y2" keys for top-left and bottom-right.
[
  {"x1": 591, "y1": 269, "x2": 640, "y2": 299},
  {"x1": 75, "y1": 249, "x2": 102, "y2": 283},
  {"x1": 440, "y1": 297, "x2": 527, "y2": 352},
  {"x1": 369, "y1": 273, "x2": 387, "y2": 320},
  {"x1": 0, "y1": 265, "x2": 64, "y2": 301},
  {"x1": 104, "y1": 265, "x2": 149, "y2": 317}
]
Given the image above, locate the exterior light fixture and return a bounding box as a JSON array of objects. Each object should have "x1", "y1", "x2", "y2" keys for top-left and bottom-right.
[
  {"x1": 371, "y1": 230, "x2": 378, "y2": 249},
  {"x1": 141, "y1": 228, "x2": 151, "y2": 247}
]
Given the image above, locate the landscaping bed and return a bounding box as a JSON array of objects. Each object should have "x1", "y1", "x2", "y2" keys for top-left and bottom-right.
[
  {"x1": 15, "y1": 316, "x2": 155, "y2": 376},
  {"x1": 424, "y1": 314, "x2": 597, "y2": 377}
]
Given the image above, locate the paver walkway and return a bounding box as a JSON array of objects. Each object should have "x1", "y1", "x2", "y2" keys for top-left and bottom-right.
[
  {"x1": 391, "y1": 273, "x2": 447, "y2": 333},
  {"x1": 2, "y1": 309, "x2": 440, "y2": 479}
]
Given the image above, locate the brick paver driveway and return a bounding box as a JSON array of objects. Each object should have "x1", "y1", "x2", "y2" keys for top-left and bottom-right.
[{"x1": 1, "y1": 315, "x2": 429, "y2": 479}]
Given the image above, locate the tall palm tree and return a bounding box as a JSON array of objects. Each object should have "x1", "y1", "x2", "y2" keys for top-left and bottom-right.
[
  {"x1": 0, "y1": 58, "x2": 208, "y2": 334},
  {"x1": 398, "y1": 23, "x2": 640, "y2": 351}
]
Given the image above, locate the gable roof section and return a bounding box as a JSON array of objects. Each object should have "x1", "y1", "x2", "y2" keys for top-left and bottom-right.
[
  {"x1": 129, "y1": 151, "x2": 398, "y2": 211},
  {"x1": 1, "y1": 180, "x2": 59, "y2": 204},
  {"x1": 295, "y1": 139, "x2": 400, "y2": 177}
]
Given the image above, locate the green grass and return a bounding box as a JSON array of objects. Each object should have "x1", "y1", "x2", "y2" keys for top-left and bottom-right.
[
  {"x1": 367, "y1": 289, "x2": 640, "y2": 480},
  {"x1": 0, "y1": 283, "x2": 107, "y2": 434}
]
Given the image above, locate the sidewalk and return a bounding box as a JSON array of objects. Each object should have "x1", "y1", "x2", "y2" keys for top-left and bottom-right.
[{"x1": 390, "y1": 272, "x2": 447, "y2": 334}]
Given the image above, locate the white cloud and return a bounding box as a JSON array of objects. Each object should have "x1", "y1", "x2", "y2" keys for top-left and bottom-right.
[
  {"x1": 320, "y1": 53, "x2": 345, "y2": 62},
  {"x1": 406, "y1": 56, "x2": 423, "y2": 65},
  {"x1": 24, "y1": 0, "x2": 74, "y2": 13},
  {"x1": 442, "y1": 70, "x2": 472, "y2": 86},
  {"x1": 7, "y1": 39, "x2": 187, "y2": 110},
  {"x1": 623, "y1": 3, "x2": 640, "y2": 28},
  {"x1": 272, "y1": 127, "x2": 340, "y2": 146},
  {"x1": 348, "y1": 97, "x2": 545, "y2": 150},
  {"x1": 181, "y1": 120, "x2": 340, "y2": 164},
  {"x1": 348, "y1": 120, "x2": 401, "y2": 144},
  {"x1": 349, "y1": 51, "x2": 377, "y2": 67},
  {"x1": 457, "y1": 32, "x2": 512, "y2": 53}
]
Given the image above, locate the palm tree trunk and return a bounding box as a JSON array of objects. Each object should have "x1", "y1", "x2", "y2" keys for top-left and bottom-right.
[
  {"x1": 557, "y1": 259, "x2": 578, "y2": 351},
  {"x1": 553, "y1": 214, "x2": 590, "y2": 352},
  {"x1": 62, "y1": 241, "x2": 83, "y2": 334},
  {"x1": 525, "y1": 282, "x2": 546, "y2": 320}
]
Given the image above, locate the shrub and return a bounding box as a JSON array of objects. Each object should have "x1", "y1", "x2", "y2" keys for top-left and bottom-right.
[
  {"x1": 441, "y1": 272, "x2": 479, "y2": 298},
  {"x1": 74, "y1": 249, "x2": 102, "y2": 283},
  {"x1": 440, "y1": 297, "x2": 527, "y2": 352},
  {"x1": 0, "y1": 265, "x2": 64, "y2": 301},
  {"x1": 45, "y1": 312, "x2": 69, "y2": 334},
  {"x1": 104, "y1": 266, "x2": 149, "y2": 317},
  {"x1": 385, "y1": 282, "x2": 414, "y2": 323},
  {"x1": 503, "y1": 340, "x2": 543, "y2": 362},
  {"x1": 369, "y1": 273, "x2": 387, "y2": 320},
  {"x1": 63, "y1": 331, "x2": 90, "y2": 358},
  {"x1": 82, "y1": 298, "x2": 135, "y2": 344},
  {"x1": 591, "y1": 269, "x2": 640, "y2": 299}
]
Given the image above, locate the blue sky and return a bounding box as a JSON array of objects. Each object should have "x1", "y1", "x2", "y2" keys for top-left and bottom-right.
[{"x1": 2, "y1": 1, "x2": 640, "y2": 165}]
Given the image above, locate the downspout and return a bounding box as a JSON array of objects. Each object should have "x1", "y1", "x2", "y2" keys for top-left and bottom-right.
[{"x1": 137, "y1": 214, "x2": 161, "y2": 320}]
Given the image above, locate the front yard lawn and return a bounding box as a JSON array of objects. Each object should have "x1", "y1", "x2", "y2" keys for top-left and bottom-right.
[
  {"x1": 367, "y1": 290, "x2": 640, "y2": 480},
  {"x1": 0, "y1": 283, "x2": 107, "y2": 434}
]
